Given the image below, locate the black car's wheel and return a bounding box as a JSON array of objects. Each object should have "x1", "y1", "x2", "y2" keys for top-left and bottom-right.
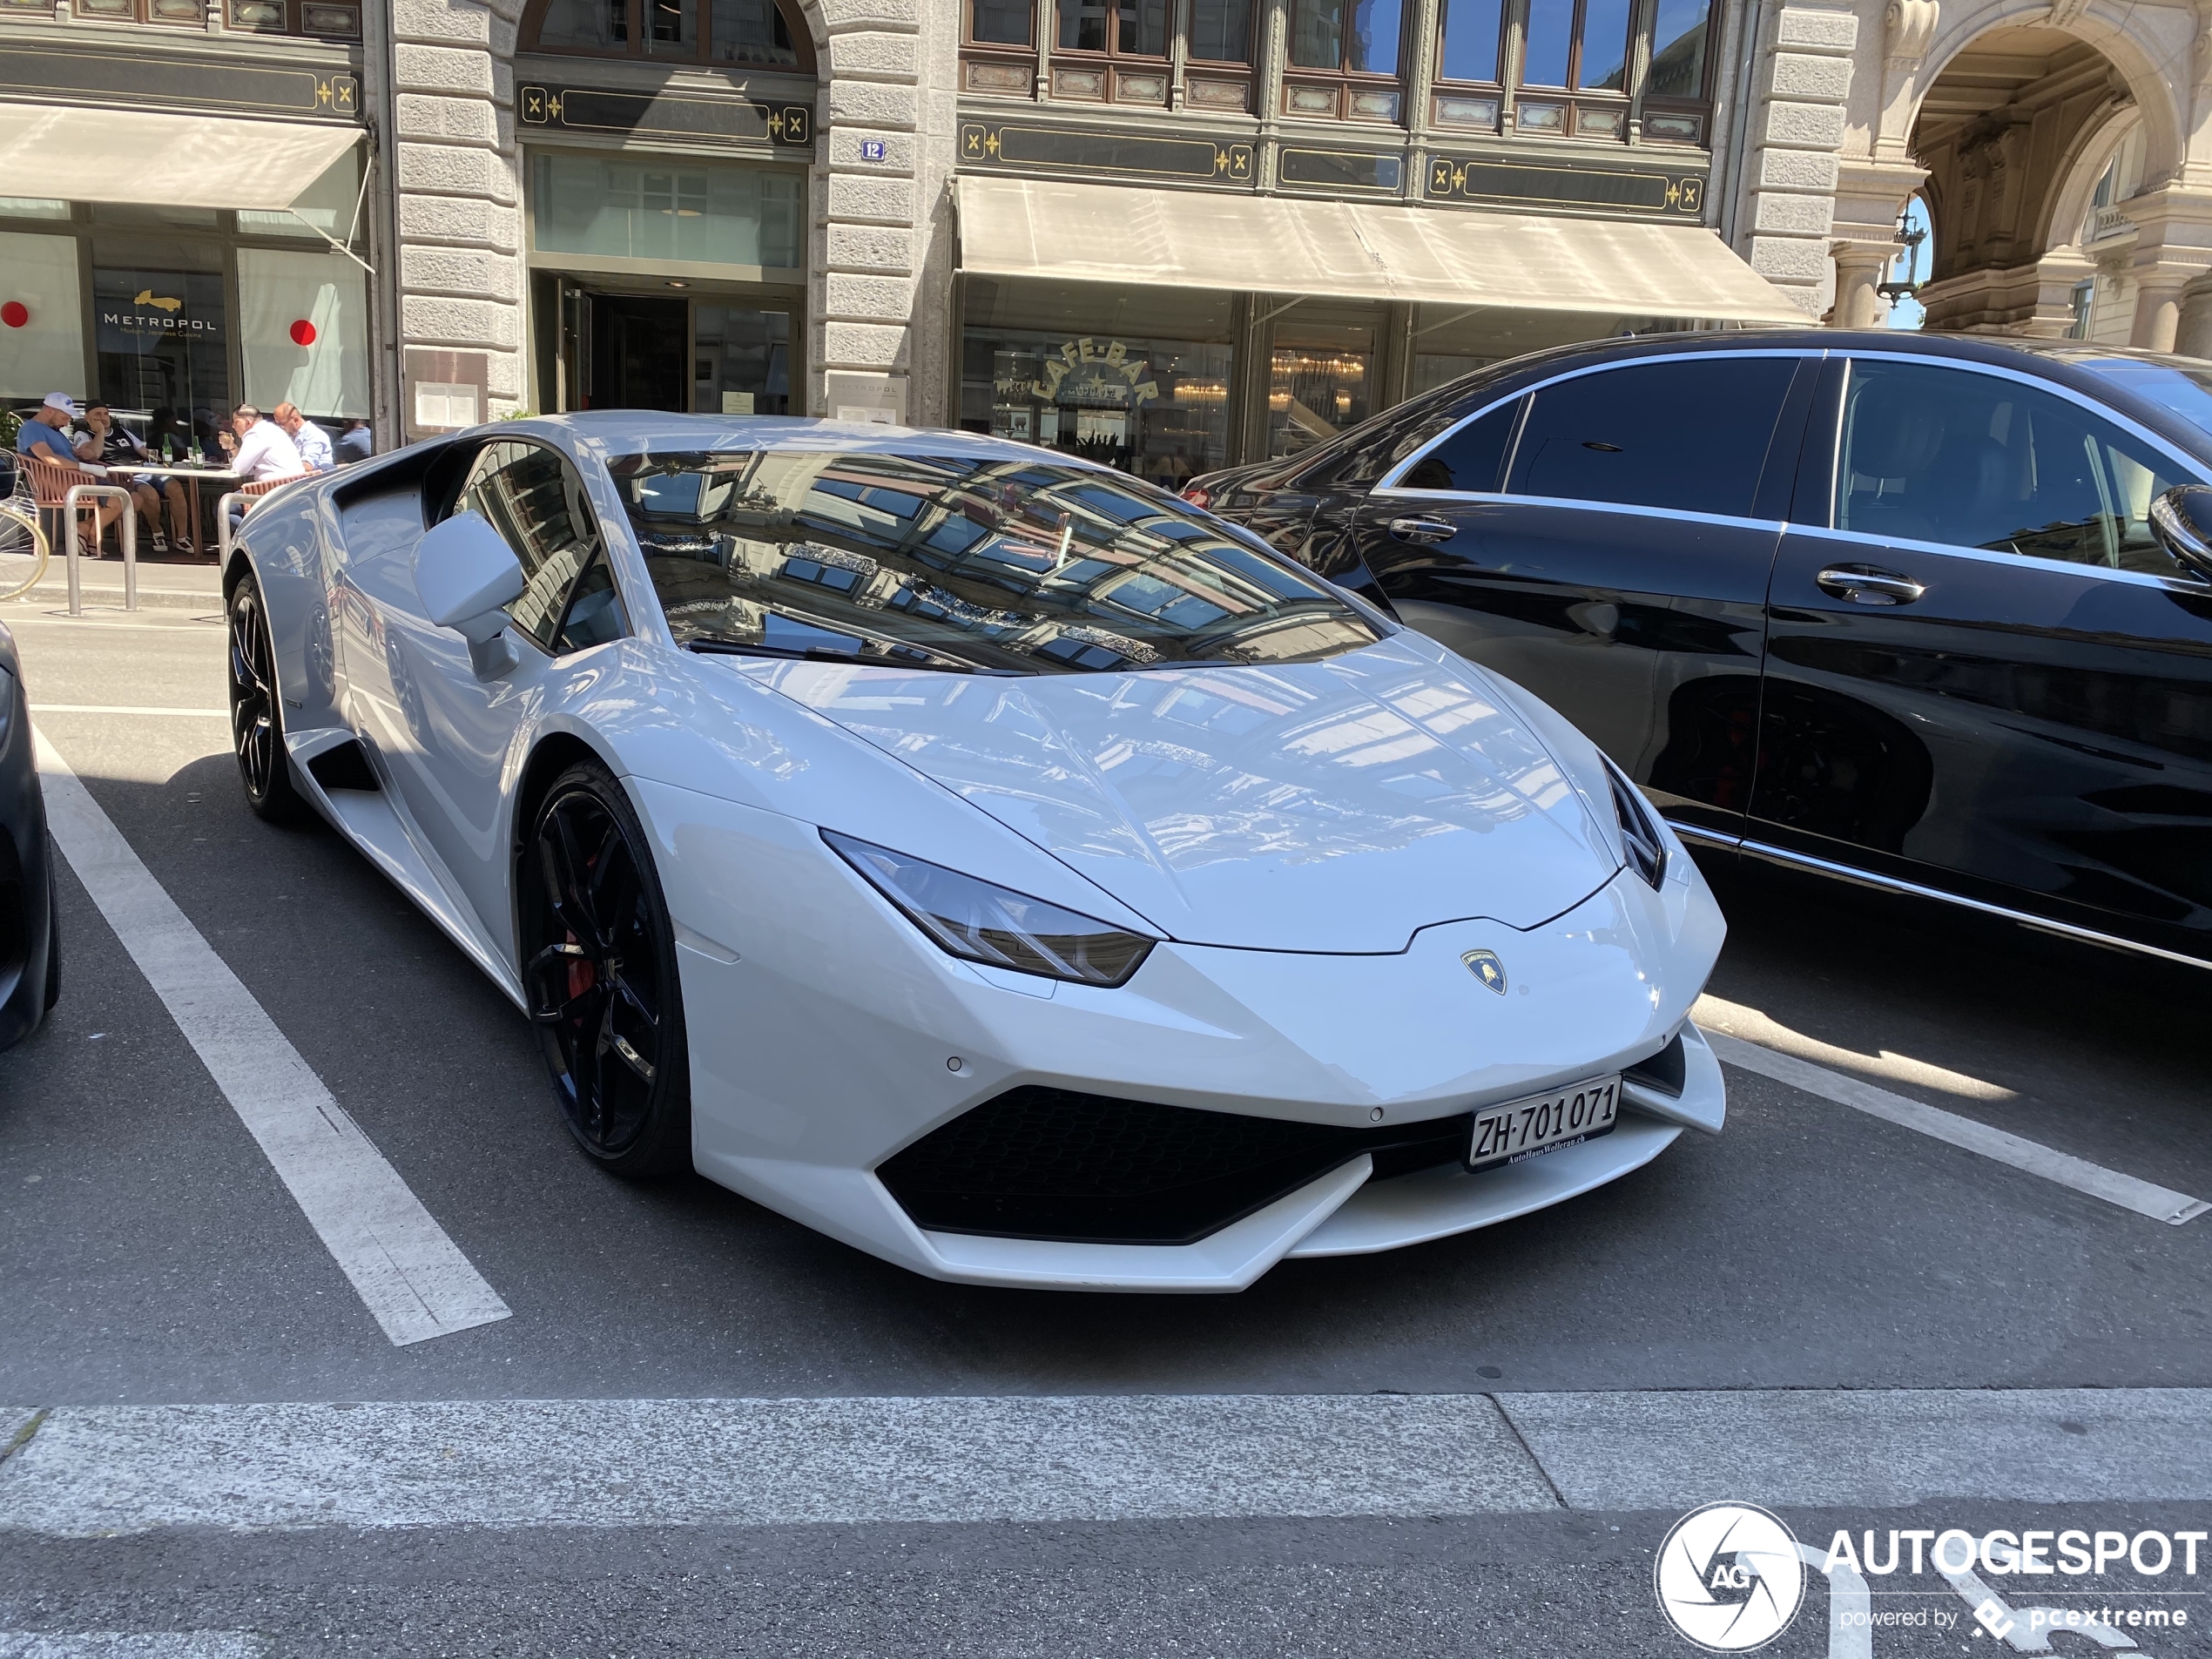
[
  {"x1": 227, "y1": 573, "x2": 307, "y2": 823},
  {"x1": 519, "y1": 761, "x2": 691, "y2": 1177}
]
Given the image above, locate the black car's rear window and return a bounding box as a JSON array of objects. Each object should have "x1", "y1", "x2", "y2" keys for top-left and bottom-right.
[{"x1": 609, "y1": 449, "x2": 1386, "y2": 673}]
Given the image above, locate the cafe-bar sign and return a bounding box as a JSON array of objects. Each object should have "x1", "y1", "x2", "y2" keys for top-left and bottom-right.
[
  {"x1": 104, "y1": 289, "x2": 220, "y2": 336},
  {"x1": 1015, "y1": 337, "x2": 1160, "y2": 406}
]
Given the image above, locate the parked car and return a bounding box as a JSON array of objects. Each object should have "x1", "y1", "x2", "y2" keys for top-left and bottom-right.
[
  {"x1": 1190, "y1": 331, "x2": 2212, "y2": 972},
  {"x1": 0, "y1": 617, "x2": 58, "y2": 1048},
  {"x1": 223, "y1": 415, "x2": 1726, "y2": 1291}
]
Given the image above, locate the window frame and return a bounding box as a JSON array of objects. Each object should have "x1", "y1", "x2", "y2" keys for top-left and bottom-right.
[
  {"x1": 1282, "y1": 0, "x2": 1412, "y2": 123},
  {"x1": 1375, "y1": 349, "x2": 1814, "y2": 512},
  {"x1": 1051, "y1": 0, "x2": 1171, "y2": 63},
  {"x1": 521, "y1": 0, "x2": 818, "y2": 75},
  {"x1": 1808, "y1": 354, "x2": 2212, "y2": 585}
]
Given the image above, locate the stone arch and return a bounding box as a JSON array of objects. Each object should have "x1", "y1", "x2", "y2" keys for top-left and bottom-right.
[{"x1": 1895, "y1": 4, "x2": 2191, "y2": 337}]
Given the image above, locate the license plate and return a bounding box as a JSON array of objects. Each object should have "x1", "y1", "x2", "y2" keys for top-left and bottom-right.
[{"x1": 1468, "y1": 1076, "x2": 1621, "y2": 1170}]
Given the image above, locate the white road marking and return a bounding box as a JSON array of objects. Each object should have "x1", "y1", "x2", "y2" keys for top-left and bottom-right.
[
  {"x1": 1, "y1": 1389, "x2": 2207, "y2": 1535},
  {"x1": 33, "y1": 728, "x2": 511, "y2": 1347},
  {"x1": 1703, "y1": 1028, "x2": 2209, "y2": 1226},
  {"x1": 29, "y1": 705, "x2": 229, "y2": 718},
  {"x1": 0, "y1": 1636, "x2": 264, "y2": 1659},
  {"x1": 1696, "y1": 992, "x2": 2018, "y2": 1103}
]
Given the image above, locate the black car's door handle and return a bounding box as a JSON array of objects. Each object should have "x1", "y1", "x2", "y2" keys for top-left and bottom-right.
[
  {"x1": 1387, "y1": 515, "x2": 1457, "y2": 545},
  {"x1": 1816, "y1": 564, "x2": 1925, "y2": 605}
]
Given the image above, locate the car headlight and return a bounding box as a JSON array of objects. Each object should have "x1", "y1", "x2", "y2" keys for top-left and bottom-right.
[
  {"x1": 823, "y1": 829, "x2": 1156, "y2": 987},
  {"x1": 1604, "y1": 760, "x2": 1668, "y2": 891}
]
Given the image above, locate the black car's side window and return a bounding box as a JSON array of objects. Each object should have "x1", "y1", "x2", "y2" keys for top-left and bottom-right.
[
  {"x1": 1398, "y1": 399, "x2": 1521, "y2": 492},
  {"x1": 1835, "y1": 359, "x2": 2198, "y2": 574},
  {"x1": 455, "y1": 442, "x2": 620, "y2": 651},
  {"x1": 1505, "y1": 357, "x2": 1797, "y2": 519}
]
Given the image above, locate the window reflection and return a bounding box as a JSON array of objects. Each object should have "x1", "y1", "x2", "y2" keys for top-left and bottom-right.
[
  {"x1": 1291, "y1": 0, "x2": 1399, "y2": 73},
  {"x1": 1437, "y1": 0, "x2": 1500, "y2": 81},
  {"x1": 1576, "y1": 0, "x2": 1632, "y2": 90},
  {"x1": 1521, "y1": 0, "x2": 1570, "y2": 85},
  {"x1": 1189, "y1": 0, "x2": 1251, "y2": 60},
  {"x1": 613, "y1": 449, "x2": 1386, "y2": 673},
  {"x1": 1648, "y1": 0, "x2": 1710, "y2": 97}
]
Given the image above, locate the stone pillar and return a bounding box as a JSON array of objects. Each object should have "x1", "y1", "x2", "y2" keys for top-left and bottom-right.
[
  {"x1": 2134, "y1": 277, "x2": 2188, "y2": 352},
  {"x1": 1829, "y1": 241, "x2": 1892, "y2": 327},
  {"x1": 391, "y1": 0, "x2": 525, "y2": 431},
  {"x1": 811, "y1": 0, "x2": 960, "y2": 424},
  {"x1": 1737, "y1": 5, "x2": 1857, "y2": 318},
  {"x1": 2177, "y1": 274, "x2": 2212, "y2": 359}
]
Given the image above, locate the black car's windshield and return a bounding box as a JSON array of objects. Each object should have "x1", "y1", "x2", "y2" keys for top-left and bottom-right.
[
  {"x1": 2062, "y1": 354, "x2": 2212, "y2": 440},
  {"x1": 610, "y1": 448, "x2": 1386, "y2": 673}
]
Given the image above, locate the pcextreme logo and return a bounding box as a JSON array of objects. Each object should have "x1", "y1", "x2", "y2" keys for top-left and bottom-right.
[{"x1": 1655, "y1": 1502, "x2": 1806, "y2": 1651}]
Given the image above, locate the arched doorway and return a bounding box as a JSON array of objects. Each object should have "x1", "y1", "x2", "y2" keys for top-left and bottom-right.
[{"x1": 1905, "y1": 24, "x2": 2134, "y2": 335}]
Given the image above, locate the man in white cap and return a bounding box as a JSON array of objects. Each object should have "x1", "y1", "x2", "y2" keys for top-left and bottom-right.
[{"x1": 13, "y1": 393, "x2": 123, "y2": 556}]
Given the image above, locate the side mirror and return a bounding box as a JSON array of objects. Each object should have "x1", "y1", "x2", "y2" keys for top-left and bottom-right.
[
  {"x1": 2148, "y1": 485, "x2": 2212, "y2": 582},
  {"x1": 413, "y1": 512, "x2": 527, "y2": 678}
]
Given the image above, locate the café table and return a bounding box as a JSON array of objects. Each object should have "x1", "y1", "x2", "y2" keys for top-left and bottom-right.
[{"x1": 105, "y1": 462, "x2": 242, "y2": 562}]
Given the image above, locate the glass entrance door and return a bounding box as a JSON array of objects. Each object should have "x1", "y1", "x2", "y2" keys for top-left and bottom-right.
[
  {"x1": 553, "y1": 287, "x2": 796, "y2": 415},
  {"x1": 588, "y1": 293, "x2": 688, "y2": 409}
]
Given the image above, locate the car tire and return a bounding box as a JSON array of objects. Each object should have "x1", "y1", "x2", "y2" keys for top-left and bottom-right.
[
  {"x1": 227, "y1": 571, "x2": 308, "y2": 824},
  {"x1": 42, "y1": 854, "x2": 57, "y2": 1012},
  {"x1": 518, "y1": 759, "x2": 691, "y2": 1180}
]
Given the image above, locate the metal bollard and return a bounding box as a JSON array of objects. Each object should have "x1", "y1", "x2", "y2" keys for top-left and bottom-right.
[
  {"x1": 62, "y1": 483, "x2": 138, "y2": 617},
  {"x1": 217, "y1": 490, "x2": 241, "y2": 567}
]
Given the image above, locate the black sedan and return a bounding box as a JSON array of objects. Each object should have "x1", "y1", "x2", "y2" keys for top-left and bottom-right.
[
  {"x1": 0, "y1": 617, "x2": 57, "y2": 1048},
  {"x1": 1189, "y1": 330, "x2": 2212, "y2": 971}
]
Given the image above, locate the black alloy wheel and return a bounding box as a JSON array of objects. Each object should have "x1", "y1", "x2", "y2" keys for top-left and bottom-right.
[
  {"x1": 227, "y1": 574, "x2": 306, "y2": 822},
  {"x1": 520, "y1": 761, "x2": 690, "y2": 1177}
]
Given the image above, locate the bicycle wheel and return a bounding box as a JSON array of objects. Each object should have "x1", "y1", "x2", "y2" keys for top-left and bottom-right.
[{"x1": 0, "y1": 500, "x2": 50, "y2": 604}]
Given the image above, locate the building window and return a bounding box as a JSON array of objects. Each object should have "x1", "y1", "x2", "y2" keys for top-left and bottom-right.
[
  {"x1": 1285, "y1": 0, "x2": 1405, "y2": 122},
  {"x1": 1433, "y1": 0, "x2": 1713, "y2": 141},
  {"x1": 960, "y1": 278, "x2": 1236, "y2": 484},
  {"x1": 52, "y1": 0, "x2": 360, "y2": 30},
  {"x1": 531, "y1": 152, "x2": 805, "y2": 271},
  {"x1": 1050, "y1": 0, "x2": 1171, "y2": 103},
  {"x1": 1189, "y1": 0, "x2": 1251, "y2": 62},
  {"x1": 968, "y1": 0, "x2": 1029, "y2": 44},
  {"x1": 524, "y1": 0, "x2": 815, "y2": 70}
]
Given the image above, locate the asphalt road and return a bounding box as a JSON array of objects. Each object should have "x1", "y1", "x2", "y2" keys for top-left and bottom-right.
[{"x1": 3, "y1": 579, "x2": 2209, "y2": 1657}]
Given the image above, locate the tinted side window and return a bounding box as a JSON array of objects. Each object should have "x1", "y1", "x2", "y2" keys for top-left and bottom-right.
[
  {"x1": 1506, "y1": 357, "x2": 1797, "y2": 517},
  {"x1": 556, "y1": 551, "x2": 629, "y2": 652},
  {"x1": 1288, "y1": 381, "x2": 1476, "y2": 491},
  {"x1": 457, "y1": 442, "x2": 610, "y2": 651},
  {"x1": 1399, "y1": 399, "x2": 1521, "y2": 492},
  {"x1": 1836, "y1": 358, "x2": 2199, "y2": 573}
]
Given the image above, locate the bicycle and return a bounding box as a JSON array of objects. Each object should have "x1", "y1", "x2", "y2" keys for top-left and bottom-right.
[{"x1": 0, "y1": 495, "x2": 51, "y2": 604}]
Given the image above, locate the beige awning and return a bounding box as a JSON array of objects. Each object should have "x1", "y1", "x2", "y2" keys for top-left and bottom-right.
[
  {"x1": 955, "y1": 175, "x2": 1807, "y2": 325},
  {"x1": 0, "y1": 102, "x2": 359, "y2": 212}
]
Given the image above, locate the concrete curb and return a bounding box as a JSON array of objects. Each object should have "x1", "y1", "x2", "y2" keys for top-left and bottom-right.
[{"x1": 2, "y1": 1388, "x2": 2209, "y2": 1536}]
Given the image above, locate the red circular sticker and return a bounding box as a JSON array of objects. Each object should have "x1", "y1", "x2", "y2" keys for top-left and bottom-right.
[
  {"x1": 289, "y1": 319, "x2": 317, "y2": 346},
  {"x1": 0, "y1": 301, "x2": 27, "y2": 329}
]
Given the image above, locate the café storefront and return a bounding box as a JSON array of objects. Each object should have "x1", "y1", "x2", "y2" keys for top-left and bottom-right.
[
  {"x1": 0, "y1": 44, "x2": 374, "y2": 436},
  {"x1": 952, "y1": 175, "x2": 1806, "y2": 477}
]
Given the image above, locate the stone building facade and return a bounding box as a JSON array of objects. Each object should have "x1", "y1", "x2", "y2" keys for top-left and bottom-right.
[{"x1": 1723, "y1": 0, "x2": 2212, "y2": 351}]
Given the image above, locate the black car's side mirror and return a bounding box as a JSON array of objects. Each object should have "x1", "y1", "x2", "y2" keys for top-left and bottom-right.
[{"x1": 2148, "y1": 485, "x2": 2212, "y2": 582}]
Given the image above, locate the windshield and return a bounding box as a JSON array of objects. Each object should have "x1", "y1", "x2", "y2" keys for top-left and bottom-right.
[
  {"x1": 2064, "y1": 355, "x2": 2212, "y2": 441},
  {"x1": 609, "y1": 448, "x2": 1386, "y2": 673}
]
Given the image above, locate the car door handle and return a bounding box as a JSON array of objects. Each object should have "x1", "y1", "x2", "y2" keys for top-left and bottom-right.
[
  {"x1": 1388, "y1": 515, "x2": 1457, "y2": 545},
  {"x1": 1816, "y1": 565, "x2": 1925, "y2": 605}
]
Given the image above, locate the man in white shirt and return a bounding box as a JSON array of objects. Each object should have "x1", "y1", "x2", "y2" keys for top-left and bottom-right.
[
  {"x1": 273, "y1": 402, "x2": 335, "y2": 473},
  {"x1": 219, "y1": 404, "x2": 307, "y2": 536},
  {"x1": 221, "y1": 404, "x2": 306, "y2": 483}
]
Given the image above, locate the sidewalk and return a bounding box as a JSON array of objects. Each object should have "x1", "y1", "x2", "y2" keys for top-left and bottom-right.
[{"x1": 4, "y1": 559, "x2": 224, "y2": 615}]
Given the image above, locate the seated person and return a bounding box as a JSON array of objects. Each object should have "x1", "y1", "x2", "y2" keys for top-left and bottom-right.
[
  {"x1": 78, "y1": 402, "x2": 190, "y2": 555},
  {"x1": 335, "y1": 419, "x2": 372, "y2": 465},
  {"x1": 15, "y1": 393, "x2": 122, "y2": 557},
  {"x1": 273, "y1": 402, "x2": 334, "y2": 473},
  {"x1": 217, "y1": 404, "x2": 306, "y2": 532}
]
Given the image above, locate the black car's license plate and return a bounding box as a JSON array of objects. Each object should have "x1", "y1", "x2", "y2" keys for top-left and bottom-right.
[{"x1": 1468, "y1": 1076, "x2": 1621, "y2": 1170}]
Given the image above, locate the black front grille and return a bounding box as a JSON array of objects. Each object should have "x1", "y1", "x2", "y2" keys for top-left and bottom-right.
[{"x1": 878, "y1": 1085, "x2": 1471, "y2": 1245}]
